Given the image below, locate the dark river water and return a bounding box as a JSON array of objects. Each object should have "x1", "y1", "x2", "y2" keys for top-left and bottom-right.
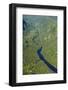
[{"x1": 37, "y1": 47, "x2": 57, "y2": 73}]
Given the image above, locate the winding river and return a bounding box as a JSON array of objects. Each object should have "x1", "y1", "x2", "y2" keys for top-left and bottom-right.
[{"x1": 37, "y1": 47, "x2": 57, "y2": 73}]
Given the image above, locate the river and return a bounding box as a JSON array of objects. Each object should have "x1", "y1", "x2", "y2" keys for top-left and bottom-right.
[{"x1": 37, "y1": 47, "x2": 57, "y2": 73}]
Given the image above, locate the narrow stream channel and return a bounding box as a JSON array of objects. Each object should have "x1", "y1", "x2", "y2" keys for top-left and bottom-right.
[{"x1": 37, "y1": 47, "x2": 57, "y2": 73}]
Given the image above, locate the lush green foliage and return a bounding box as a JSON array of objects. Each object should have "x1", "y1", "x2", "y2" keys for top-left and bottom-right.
[{"x1": 23, "y1": 15, "x2": 57, "y2": 75}]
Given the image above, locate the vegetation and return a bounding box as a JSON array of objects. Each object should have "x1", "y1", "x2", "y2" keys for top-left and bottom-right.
[{"x1": 23, "y1": 15, "x2": 57, "y2": 75}]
